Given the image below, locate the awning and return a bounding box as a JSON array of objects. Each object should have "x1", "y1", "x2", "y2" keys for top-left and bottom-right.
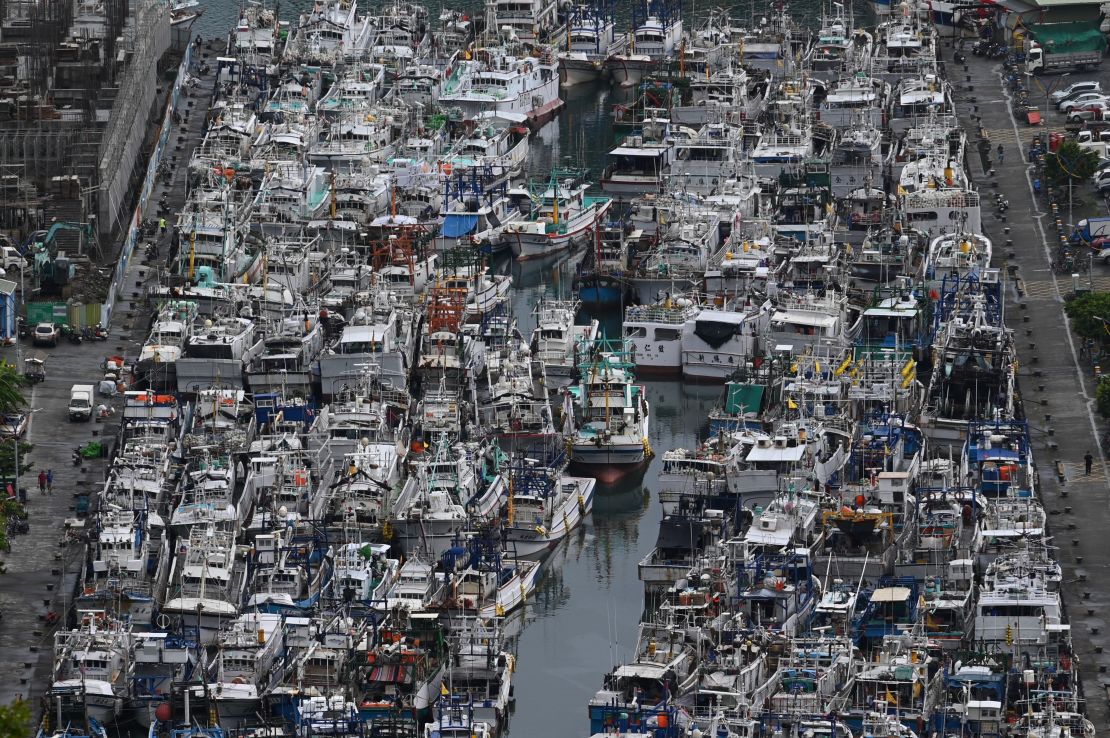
[
  {"x1": 725, "y1": 384, "x2": 764, "y2": 415},
  {"x1": 441, "y1": 213, "x2": 478, "y2": 238}
]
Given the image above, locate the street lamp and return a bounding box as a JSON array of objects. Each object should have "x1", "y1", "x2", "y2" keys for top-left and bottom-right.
[
  {"x1": 11, "y1": 407, "x2": 41, "y2": 501},
  {"x1": 1025, "y1": 71, "x2": 1068, "y2": 125}
]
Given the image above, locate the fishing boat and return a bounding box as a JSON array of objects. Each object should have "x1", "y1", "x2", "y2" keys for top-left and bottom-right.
[
  {"x1": 505, "y1": 174, "x2": 612, "y2": 260},
  {"x1": 566, "y1": 340, "x2": 651, "y2": 482},
  {"x1": 443, "y1": 534, "x2": 543, "y2": 618},
  {"x1": 502, "y1": 449, "x2": 596, "y2": 557},
  {"x1": 49, "y1": 613, "x2": 132, "y2": 724},
  {"x1": 622, "y1": 295, "x2": 700, "y2": 379},
  {"x1": 605, "y1": 0, "x2": 683, "y2": 87},
  {"x1": 439, "y1": 42, "x2": 563, "y2": 127},
  {"x1": 529, "y1": 298, "x2": 600, "y2": 386},
  {"x1": 558, "y1": 2, "x2": 627, "y2": 87}
]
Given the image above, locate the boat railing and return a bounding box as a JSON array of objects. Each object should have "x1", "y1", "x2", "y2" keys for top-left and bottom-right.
[{"x1": 624, "y1": 303, "x2": 698, "y2": 324}]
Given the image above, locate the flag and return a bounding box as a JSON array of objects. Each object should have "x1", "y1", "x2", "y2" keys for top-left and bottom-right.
[
  {"x1": 441, "y1": 683, "x2": 449, "y2": 697},
  {"x1": 787, "y1": 398, "x2": 798, "y2": 410}
]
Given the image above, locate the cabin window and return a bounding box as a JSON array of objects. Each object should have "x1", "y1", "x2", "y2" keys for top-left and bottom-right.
[
  {"x1": 655, "y1": 327, "x2": 680, "y2": 341},
  {"x1": 981, "y1": 604, "x2": 1045, "y2": 617},
  {"x1": 625, "y1": 326, "x2": 647, "y2": 338}
]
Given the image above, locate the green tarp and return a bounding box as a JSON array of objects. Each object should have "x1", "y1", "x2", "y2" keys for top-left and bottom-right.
[
  {"x1": 725, "y1": 383, "x2": 764, "y2": 415},
  {"x1": 1028, "y1": 22, "x2": 1108, "y2": 54}
]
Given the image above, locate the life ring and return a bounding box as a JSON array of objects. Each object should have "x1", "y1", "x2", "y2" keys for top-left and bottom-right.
[{"x1": 156, "y1": 613, "x2": 171, "y2": 629}]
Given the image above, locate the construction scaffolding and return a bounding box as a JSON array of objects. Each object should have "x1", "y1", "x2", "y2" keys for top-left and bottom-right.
[
  {"x1": 97, "y1": 0, "x2": 170, "y2": 236},
  {"x1": 0, "y1": 0, "x2": 146, "y2": 246}
]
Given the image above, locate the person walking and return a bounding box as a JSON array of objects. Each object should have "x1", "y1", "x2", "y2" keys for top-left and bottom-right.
[
  {"x1": 997, "y1": 144, "x2": 1004, "y2": 165},
  {"x1": 37, "y1": 470, "x2": 46, "y2": 494},
  {"x1": 1085, "y1": 451, "x2": 1094, "y2": 475},
  {"x1": 159, "y1": 217, "x2": 167, "y2": 236},
  {"x1": 46, "y1": 469, "x2": 53, "y2": 493}
]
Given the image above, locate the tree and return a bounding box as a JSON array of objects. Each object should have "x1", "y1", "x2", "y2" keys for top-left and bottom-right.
[
  {"x1": 1064, "y1": 292, "x2": 1110, "y2": 342},
  {"x1": 1098, "y1": 376, "x2": 1110, "y2": 418},
  {"x1": 1045, "y1": 141, "x2": 1100, "y2": 188},
  {"x1": 0, "y1": 361, "x2": 24, "y2": 415},
  {"x1": 0, "y1": 698, "x2": 30, "y2": 738}
]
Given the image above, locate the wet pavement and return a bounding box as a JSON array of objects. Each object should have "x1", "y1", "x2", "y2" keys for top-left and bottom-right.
[
  {"x1": 0, "y1": 335, "x2": 114, "y2": 709},
  {"x1": 0, "y1": 40, "x2": 218, "y2": 715},
  {"x1": 948, "y1": 43, "x2": 1110, "y2": 727}
]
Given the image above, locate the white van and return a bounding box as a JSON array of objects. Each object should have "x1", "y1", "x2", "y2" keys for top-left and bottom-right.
[{"x1": 68, "y1": 384, "x2": 94, "y2": 421}]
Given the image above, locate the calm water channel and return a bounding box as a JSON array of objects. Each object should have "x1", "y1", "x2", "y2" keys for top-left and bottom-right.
[{"x1": 189, "y1": 3, "x2": 829, "y2": 734}]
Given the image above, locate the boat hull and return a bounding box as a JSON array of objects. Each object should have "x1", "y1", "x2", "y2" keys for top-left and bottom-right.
[
  {"x1": 559, "y1": 56, "x2": 602, "y2": 87},
  {"x1": 606, "y1": 55, "x2": 654, "y2": 87},
  {"x1": 577, "y1": 279, "x2": 624, "y2": 307},
  {"x1": 510, "y1": 202, "x2": 608, "y2": 261},
  {"x1": 569, "y1": 444, "x2": 648, "y2": 484},
  {"x1": 479, "y1": 560, "x2": 542, "y2": 618},
  {"x1": 504, "y1": 478, "x2": 596, "y2": 558}
]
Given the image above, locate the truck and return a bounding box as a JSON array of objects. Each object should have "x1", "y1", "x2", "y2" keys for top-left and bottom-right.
[
  {"x1": 1076, "y1": 128, "x2": 1110, "y2": 158},
  {"x1": 1024, "y1": 24, "x2": 1105, "y2": 75},
  {"x1": 1070, "y1": 216, "x2": 1110, "y2": 245},
  {"x1": 0, "y1": 246, "x2": 24, "y2": 273},
  {"x1": 68, "y1": 384, "x2": 94, "y2": 421}
]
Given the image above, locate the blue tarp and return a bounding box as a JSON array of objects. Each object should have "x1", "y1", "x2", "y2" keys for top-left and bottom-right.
[{"x1": 441, "y1": 214, "x2": 478, "y2": 238}]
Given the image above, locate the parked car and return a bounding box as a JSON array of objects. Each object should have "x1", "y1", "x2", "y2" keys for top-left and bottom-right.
[
  {"x1": 32, "y1": 322, "x2": 58, "y2": 347},
  {"x1": 0, "y1": 412, "x2": 29, "y2": 439},
  {"x1": 1050, "y1": 80, "x2": 1102, "y2": 105},
  {"x1": 1068, "y1": 100, "x2": 1110, "y2": 122},
  {"x1": 1060, "y1": 93, "x2": 1108, "y2": 114}
]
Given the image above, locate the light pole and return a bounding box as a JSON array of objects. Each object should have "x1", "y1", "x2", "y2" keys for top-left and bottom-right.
[
  {"x1": 11, "y1": 407, "x2": 41, "y2": 501},
  {"x1": 1025, "y1": 71, "x2": 1069, "y2": 124}
]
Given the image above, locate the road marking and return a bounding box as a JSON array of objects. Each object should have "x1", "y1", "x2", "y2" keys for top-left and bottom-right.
[
  {"x1": 998, "y1": 70, "x2": 1110, "y2": 491},
  {"x1": 27, "y1": 384, "x2": 35, "y2": 441}
]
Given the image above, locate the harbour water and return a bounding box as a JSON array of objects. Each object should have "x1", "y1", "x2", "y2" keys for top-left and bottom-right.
[
  {"x1": 20, "y1": 0, "x2": 1100, "y2": 734},
  {"x1": 177, "y1": 10, "x2": 720, "y2": 737},
  {"x1": 190, "y1": 8, "x2": 725, "y2": 735}
]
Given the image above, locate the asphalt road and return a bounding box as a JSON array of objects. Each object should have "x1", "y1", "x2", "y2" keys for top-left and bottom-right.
[
  {"x1": 0, "y1": 334, "x2": 115, "y2": 709},
  {"x1": 948, "y1": 41, "x2": 1110, "y2": 728},
  {"x1": 0, "y1": 39, "x2": 218, "y2": 716}
]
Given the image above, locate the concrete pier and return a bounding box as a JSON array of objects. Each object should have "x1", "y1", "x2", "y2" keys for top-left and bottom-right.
[
  {"x1": 950, "y1": 48, "x2": 1110, "y2": 727},
  {"x1": 0, "y1": 37, "x2": 219, "y2": 716}
]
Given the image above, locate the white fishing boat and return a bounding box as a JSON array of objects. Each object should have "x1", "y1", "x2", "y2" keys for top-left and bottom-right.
[
  {"x1": 50, "y1": 613, "x2": 133, "y2": 724},
  {"x1": 503, "y1": 453, "x2": 596, "y2": 557},
  {"x1": 439, "y1": 43, "x2": 562, "y2": 126},
  {"x1": 558, "y1": 3, "x2": 628, "y2": 87},
  {"x1": 566, "y1": 341, "x2": 651, "y2": 482},
  {"x1": 606, "y1": 0, "x2": 683, "y2": 87},
  {"x1": 161, "y1": 526, "x2": 246, "y2": 645},
  {"x1": 530, "y1": 298, "x2": 600, "y2": 386},
  {"x1": 505, "y1": 176, "x2": 612, "y2": 260},
  {"x1": 623, "y1": 295, "x2": 700, "y2": 379}
]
